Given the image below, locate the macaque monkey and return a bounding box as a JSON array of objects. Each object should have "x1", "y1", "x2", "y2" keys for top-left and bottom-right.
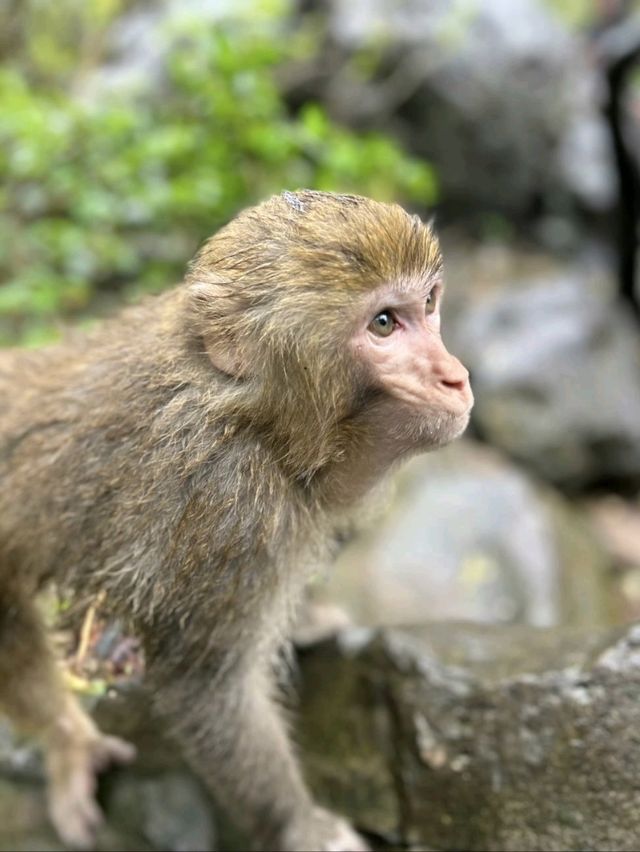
[{"x1": 0, "y1": 190, "x2": 472, "y2": 851}]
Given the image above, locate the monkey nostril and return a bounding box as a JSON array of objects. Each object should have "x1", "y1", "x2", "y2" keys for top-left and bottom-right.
[{"x1": 440, "y1": 377, "x2": 468, "y2": 393}]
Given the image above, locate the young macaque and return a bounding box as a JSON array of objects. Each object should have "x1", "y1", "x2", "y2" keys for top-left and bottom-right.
[{"x1": 0, "y1": 190, "x2": 472, "y2": 851}]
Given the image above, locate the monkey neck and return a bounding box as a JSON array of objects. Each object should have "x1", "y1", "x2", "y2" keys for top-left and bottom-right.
[
  {"x1": 239, "y1": 380, "x2": 412, "y2": 508},
  {"x1": 303, "y1": 402, "x2": 414, "y2": 509},
  {"x1": 242, "y1": 368, "x2": 355, "y2": 490}
]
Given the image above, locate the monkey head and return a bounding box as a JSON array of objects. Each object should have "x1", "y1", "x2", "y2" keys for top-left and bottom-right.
[{"x1": 187, "y1": 189, "x2": 473, "y2": 474}]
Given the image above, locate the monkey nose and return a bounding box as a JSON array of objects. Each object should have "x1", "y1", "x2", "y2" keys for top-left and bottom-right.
[{"x1": 433, "y1": 357, "x2": 469, "y2": 391}]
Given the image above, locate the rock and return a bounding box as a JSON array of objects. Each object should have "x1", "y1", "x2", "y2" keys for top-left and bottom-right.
[
  {"x1": 298, "y1": 621, "x2": 640, "y2": 851},
  {"x1": 317, "y1": 440, "x2": 610, "y2": 628},
  {"x1": 4, "y1": 622, "x2": 640, "y2": 850},
  {"x1": 82, "y1": 0, "x2": 617, "y2": 223},
  {"x1": 292, "y1": 0, "x2": 615, "y2": 220},
  {"x1": 75, "y1": 0, "x2": 312, "y2": 115},
  {"x1": 104, "y1": 772, "x2": 215, "y2": 852},
  {"x1": 94, "y1": 690, "x2": 219, "y2": 852},
  {"x1": 0, "y1": 778, "x2": 63, "y2": 852},
  {"x1": 0, "y1": 689, "x2": 218, "y2": 852},
  {"x1": 443, "y1": 241, "x2": 640, "y2": 489},
  {"x1": 78, "y1": 0, "x2": 270, "y2": 99}
]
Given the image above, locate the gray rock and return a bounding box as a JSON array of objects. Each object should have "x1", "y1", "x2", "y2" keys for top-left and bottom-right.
[
  {"x1": 447, "y1": 256, "x2": 640, "y2": 487},
  {"x1": 4, "y1": 622, "x2": 640, "y2": 850},
  {"x1": 297, "y1": 0, "x2": 615, "y2": 218},
  {"x1": 78, "y1": 0, "x2": 269, "y2": 99},
  {"x1": 105, "y1": 772, "x2": 215, "y2": 852},
  {"x1": 81, "y1": 0, "x2": 617, "y2": 221},
  {"x1": 298, "y1": 621, "x2": 640, "y2": 851},
  {"x1": 318, "y1": 440, "x2": 610, "y2": 627}
]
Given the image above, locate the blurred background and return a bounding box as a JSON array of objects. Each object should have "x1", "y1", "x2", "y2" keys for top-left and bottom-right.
[
  {"x1": 2, "y1": 1, "x2": 640, "y2": 849},
  {"x1": 2, "y1": 0, "x2": 639, "y2": 631}
]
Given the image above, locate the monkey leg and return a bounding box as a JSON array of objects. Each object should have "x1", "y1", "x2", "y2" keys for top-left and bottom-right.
[
  {"x1": 147, "y1": 660, "x2": 368, "y2": 852},
  {"x1": 0, "y1": 590, "x2": 135, "y2": 849}
]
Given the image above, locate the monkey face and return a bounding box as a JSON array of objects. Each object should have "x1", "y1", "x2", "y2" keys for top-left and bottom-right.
[
  {"x1": 351, "y1": 279, "x2": 473, "y2": 451},
  {"x1": 189, "y1": 190, "x2": 472, "y2": 470}
]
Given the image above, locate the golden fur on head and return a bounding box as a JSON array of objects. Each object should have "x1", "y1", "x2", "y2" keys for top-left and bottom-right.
[
  {"x1": 188, "y1": 189, "x2": 441, "y2": 300},
  {"x1": 187, "y1": 189, "x2": 442, "y2": 360}
]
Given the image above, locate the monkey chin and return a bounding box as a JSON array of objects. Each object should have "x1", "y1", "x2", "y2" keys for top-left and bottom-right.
[{"x1": 394, "y1": 404, "x2": 472, "y2": 456}]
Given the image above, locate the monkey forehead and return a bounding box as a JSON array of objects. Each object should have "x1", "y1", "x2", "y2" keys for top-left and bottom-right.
[
  {"x1": 195, "y1": 190, "x2": 442, "y2": 294},
  {"x1": 360, "y1": 275, "x2": 443, "y2": 307}
]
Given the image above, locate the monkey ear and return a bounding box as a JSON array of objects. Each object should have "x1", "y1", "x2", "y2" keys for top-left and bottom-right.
[
  {"x1": 188, "y1": 280, "x2": 248, "y2": 379},
  {"x1": 202, "y1": 331, "x2": 247, "y2": 379}
]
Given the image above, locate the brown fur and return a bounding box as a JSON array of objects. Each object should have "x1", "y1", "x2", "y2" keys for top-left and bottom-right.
[{"x1": 0, "y1": 190, "x2": 447, "y2": 851}]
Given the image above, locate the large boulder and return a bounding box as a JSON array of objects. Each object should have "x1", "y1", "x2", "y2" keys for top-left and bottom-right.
[{"x1": 298, "y1": 622, "x2": 640, "y2": 851}]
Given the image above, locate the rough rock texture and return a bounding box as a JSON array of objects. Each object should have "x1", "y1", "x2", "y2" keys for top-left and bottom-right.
[
  {"x1": 298, "y1": 622, "x2": 640, "y2": 851},
  {"x1": 3, "y1": 623, "x2": 640, "y2": 850}
]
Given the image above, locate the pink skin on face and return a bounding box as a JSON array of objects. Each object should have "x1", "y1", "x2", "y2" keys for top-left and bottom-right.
[{"x1": 351, "y1": 281, "x2": 474, "y2": 419}]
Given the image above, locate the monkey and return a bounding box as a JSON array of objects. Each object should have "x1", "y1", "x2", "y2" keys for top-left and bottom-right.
[{"x1": 0, "y1": 190, "x2": 473, "y2": 851}]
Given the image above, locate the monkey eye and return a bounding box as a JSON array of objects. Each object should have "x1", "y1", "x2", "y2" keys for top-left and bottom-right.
[
  {"x1": 425, "y1": 289, "x2": 438, "y2": 315},
  {"x1": 369, "y1": 310, "x2": 396, "y2": 337}
]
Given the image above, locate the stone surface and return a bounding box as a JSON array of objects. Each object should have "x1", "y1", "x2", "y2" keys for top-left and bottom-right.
[
  {"x1": 3, "y1": 623, "x2": 640, "y2": 850},
  {"x1": 293, "y1": 0, "x2": 615, "y2": 219},
  {"x1": 443, "y1": 241, "x2": 640, "y2": 489},
  {"x1": 298, "y1": 622, "x2": 640, "y2": 851},
  {"x1": 318, "y1": 440, "x2": 611, "y2": 628}
]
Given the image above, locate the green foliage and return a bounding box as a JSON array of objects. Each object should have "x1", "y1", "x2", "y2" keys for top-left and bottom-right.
[{"x1": 0, "y1": 2, "x2": 437, "y2": 345}]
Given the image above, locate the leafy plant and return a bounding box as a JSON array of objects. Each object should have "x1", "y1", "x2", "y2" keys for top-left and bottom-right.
[{"x1": 0, "y1": 1, "x2": 437, "y2": 345}]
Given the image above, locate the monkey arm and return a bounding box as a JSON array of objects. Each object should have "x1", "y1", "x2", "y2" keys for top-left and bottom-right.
[
  {"x1": 0, "y1": 585, "x2": 135, "y2": 848},
  {"x1": 140, "y1": 518, "x2": 366, "y2": 852},
  {"x1": 144, "y1": 652, "x2": 347, "y2": 851}
]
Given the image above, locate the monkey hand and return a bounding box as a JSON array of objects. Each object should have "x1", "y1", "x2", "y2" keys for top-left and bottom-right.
[
  {"x1": 273, "y1": 806, "x2": 370, "y2": 852},
  {"x1": 46, "y1": 731, "x2": 136, "y2": 849}
]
